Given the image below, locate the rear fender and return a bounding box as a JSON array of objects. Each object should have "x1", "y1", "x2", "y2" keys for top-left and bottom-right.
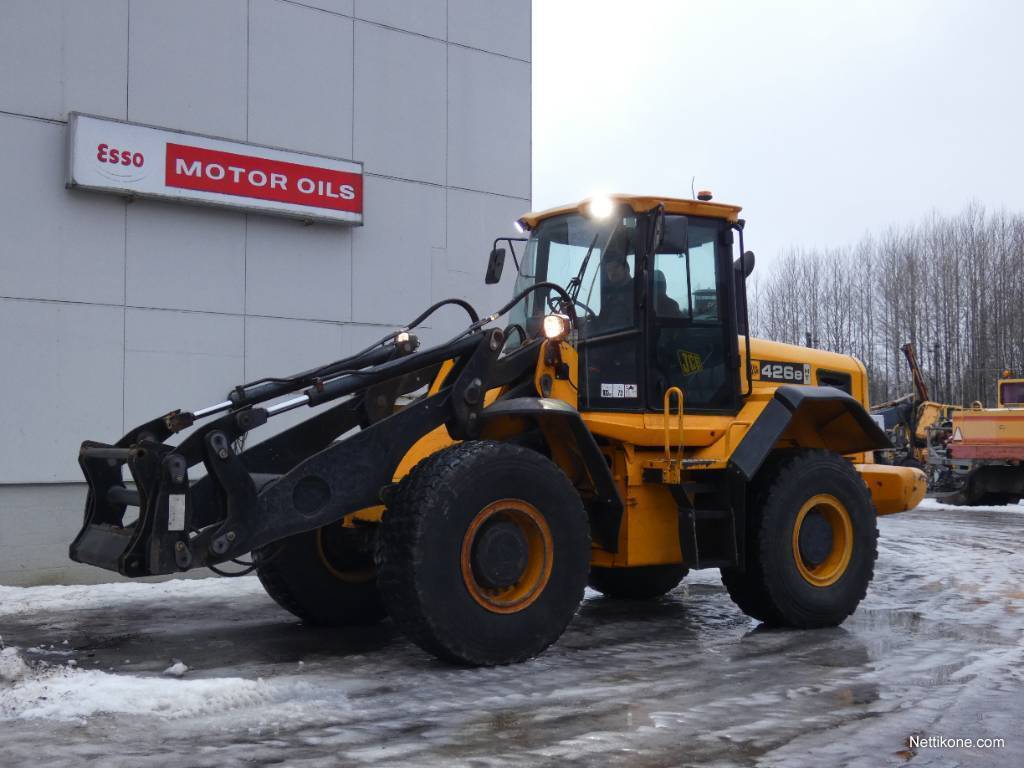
[
  {"x1": 730, "y1": 386, "x2": 891, "y2": 481},
  {"x1": 478, "y1": 397, "x2": 623, "y2": 551}
]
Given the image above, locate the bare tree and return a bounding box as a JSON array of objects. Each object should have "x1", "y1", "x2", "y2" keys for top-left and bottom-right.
[{"x1": 751, "y1": 203, "x2": 1022, "y2": 405}]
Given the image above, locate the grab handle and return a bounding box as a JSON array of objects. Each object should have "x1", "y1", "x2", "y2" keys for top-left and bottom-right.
[{"x1": 663, "y1": 386, "x2": 685, "y2": 462}]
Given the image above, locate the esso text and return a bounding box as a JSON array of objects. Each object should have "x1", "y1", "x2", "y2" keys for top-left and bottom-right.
[{"x1": 96, "y1": 143, "x2": 144, "y2": 168}]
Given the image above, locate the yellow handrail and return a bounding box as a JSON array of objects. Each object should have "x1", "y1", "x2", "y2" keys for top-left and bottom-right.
[{"x1": 663, "y1": 386, "x2": 685, "y2": 463}]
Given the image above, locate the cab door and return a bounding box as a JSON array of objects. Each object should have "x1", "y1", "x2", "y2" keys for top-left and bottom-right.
[{"x1": 645, "y1": 215, "x2": 741, "y2": 413}]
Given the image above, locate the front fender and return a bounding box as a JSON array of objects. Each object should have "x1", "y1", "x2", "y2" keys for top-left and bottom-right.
[{"x1": 477, "y1": 397, "x2": 623, "y2": 551}]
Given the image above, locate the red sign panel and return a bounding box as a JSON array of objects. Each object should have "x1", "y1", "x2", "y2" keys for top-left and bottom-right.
[
  {"x1": 69, "y1": 113, "x2": 363, "y2": 224},
  {"x1": 165, "y1": 143, "x2": 363, "y2": 214}
]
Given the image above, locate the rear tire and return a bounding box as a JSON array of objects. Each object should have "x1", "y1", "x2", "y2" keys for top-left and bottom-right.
[
  {"x1": 722, "y1": 450, "x2": 878, "y2": 628},
  {"x1": 377, "y1": 441, "x2": 590, "y2": 666},
  {"x1": 254, "y1": 523, "x2": 386, "y2": 627},
  {"x1": 588, "y1": 564, "x2": 688, "y2": 599}
]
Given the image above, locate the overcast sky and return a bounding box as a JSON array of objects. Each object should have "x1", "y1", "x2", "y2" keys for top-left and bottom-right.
[{"x1": 532, "y1": 0, "x2": 1024, "y2": 269}]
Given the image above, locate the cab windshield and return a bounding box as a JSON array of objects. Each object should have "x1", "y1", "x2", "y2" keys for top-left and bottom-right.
[{"x1": 509, "y1": 211, "x2": 639, "y2": 339}]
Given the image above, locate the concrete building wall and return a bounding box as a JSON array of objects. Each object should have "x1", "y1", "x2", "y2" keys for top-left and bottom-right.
[{"x1": 0, "y1": 0, "x2": 531, "y2": 585}]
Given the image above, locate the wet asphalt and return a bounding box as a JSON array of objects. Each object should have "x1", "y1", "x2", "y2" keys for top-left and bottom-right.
[{"x1": 1, "y1": 500, "x2": 1021, "y2": 767}]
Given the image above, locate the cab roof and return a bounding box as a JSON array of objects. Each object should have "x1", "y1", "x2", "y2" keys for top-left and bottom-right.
[{"x1": 519, "y1": 194, "x2": 743, "y2": 230}]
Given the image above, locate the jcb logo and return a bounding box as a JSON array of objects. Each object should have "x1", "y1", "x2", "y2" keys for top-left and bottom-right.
[{"x1": 678, "y1": 350, "x2": 703, "y2": 375}]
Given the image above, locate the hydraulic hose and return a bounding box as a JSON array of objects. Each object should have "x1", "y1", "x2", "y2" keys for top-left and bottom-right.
[{"x1": 445, "y1": 282, "x2": 579, "y2": 347}]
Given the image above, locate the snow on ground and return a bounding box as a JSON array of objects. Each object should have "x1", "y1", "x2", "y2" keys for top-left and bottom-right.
[
  {"x1": 0, "y1": 657, "x2": 278, "y2": 724},
  {"x1": 915, "y1": 496, "x2": 1024, "y2": 515},
  {"x1": 0, "y1": 499, "x2": 1021, "y2": 767},
  {"x1": 0, "y1": 573, "x2": 268, "y2": 618}
]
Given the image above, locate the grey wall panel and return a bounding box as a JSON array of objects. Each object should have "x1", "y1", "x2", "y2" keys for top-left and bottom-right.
[
  {"x1": 288, "y1": 0, "x2": 354, "y2": 17},
  {"x1": 448, "y1": 0, "x2": 531, "y2": 61},
  {"x1": 0, "y1": 300, "x2": 124, "y2": 483},
  {"x1": 434, "y1": 188, "x2": 527, "y2": 338},
  {"x1": 447, "y1": 46, "x2": 531, "y2": 198},
  {"x1": 0, "y1": 483, "x2": 211, "y2": 586},
  {"x1": 0, "y1": 115, "x2": 126, "y2": 305},
  {"x1": 354, "y1": 22, "x2": 446, "y2": 184},
  {"x1": 244, "y1": 216, "x2": 353, "y2": 322},
  {"x1": 128, "y1": 0, "x2": 248, "y2": 140},
  {"x1": 243, "y1": 314, "x2": 345, "y2": 440},
  {"x1": 123, "y1": 308, "x2": 244, "y2": 429},
  {"x1": 248, "y1": 0, "x2": 354, "y2": 157},
  {"x1": 353, "y1": 0, "x2": 445, "y2": 39},
  {"x1": 126, "y1": 200, "x2": 246, "y2": 314},
  {"x1": 244, "y1": 314, "x2": 344, "y2": 381},
  {"x1": 350, "y1": 176, "x2": 442, "y2": 325},
  {"x1": 0, "y1": 484, "x2": 94, "y2": 586},
  {"x1": 0, "y1": 0, "x2": 530, "y2": 583},
  {"x1": 0, "y1": 0, "x2": 129, "y2": 122},
  {"x1": 340, "y1": 322, "x2": 400, "y2": 356}
]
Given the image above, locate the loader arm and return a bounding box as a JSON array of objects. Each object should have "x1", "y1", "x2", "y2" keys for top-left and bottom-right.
[{"x1": 71, "y1": 325, "x2": 510, "y2": 577}]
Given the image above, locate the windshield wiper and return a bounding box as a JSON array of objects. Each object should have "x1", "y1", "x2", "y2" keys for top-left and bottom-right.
[
  {"x1": 565, "y1": 232, "x2": 600, "y2": 303},
  {"x1": 566, "y1": 222, "x2": 621, "y2": 305}
]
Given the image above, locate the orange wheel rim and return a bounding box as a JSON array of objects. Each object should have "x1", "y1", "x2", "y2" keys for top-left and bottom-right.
[
  {"x1": 792, "y1": 493, "x2": 853, "y2": 587},
  {"x1": 460, "y1": 499, "x2": 553, "y2": 614},
  {"x1": 315, "y1": 527, "x2": 375, "y2": 583}
]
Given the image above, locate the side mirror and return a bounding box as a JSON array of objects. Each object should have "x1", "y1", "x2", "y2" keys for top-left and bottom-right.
[
  {"x1": 485, "y1": 247, "x2": 506, "y2": 284},
  {"x1": 650, "y1": 205, "x2": 665, "y2": 253},
  {"x1": 733, "y1": 250, "x2": 754, "y2": 336},
  {"x1": 734, "y1": 250, "x2": 755, "y2": 277}
]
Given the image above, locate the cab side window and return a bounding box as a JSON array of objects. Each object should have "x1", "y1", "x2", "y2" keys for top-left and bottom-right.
[{"x1": 654, "y1": 237, "x2": 718, "y2": 321}]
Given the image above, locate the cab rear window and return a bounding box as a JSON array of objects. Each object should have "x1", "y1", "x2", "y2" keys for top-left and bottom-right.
[{"x1": 1000, "y1": 381, "x2": 1024, "y2": 405}]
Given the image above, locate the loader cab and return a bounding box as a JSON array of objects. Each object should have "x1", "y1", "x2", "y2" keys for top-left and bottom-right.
[{"x1": 509, "y1": 197, "x2": 744, "y2": 414}]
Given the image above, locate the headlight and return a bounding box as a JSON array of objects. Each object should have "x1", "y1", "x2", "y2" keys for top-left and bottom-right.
[{"x1": 543, "y1": 314, "x2": 569, "y2": 340}]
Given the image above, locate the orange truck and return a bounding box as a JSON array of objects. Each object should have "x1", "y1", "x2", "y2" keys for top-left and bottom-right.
[{"x1": 928, "y1": 374, "x2": 1024, "y2": 505}]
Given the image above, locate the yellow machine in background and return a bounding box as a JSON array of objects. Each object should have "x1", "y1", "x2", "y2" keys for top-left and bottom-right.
[
  {"x1": 928, "y1": 372, "x2": 1024, "y2": 505},
  {"x1": 872, "y1": 343, "x2": 962, "y2": 469}
]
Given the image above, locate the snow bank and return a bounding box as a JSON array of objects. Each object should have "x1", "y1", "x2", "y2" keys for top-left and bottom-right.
[
  {"x1": 915, "y1": 496, "x2": 1024, "y2": 514},
  {"x1": 0, "y1": 659, "x2": 275, "y2": 723},
  {"x1": 0, "y1": 574, "x2": 265, "y2": 618}
]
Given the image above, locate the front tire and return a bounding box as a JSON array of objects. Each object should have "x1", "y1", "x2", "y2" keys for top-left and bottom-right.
[
  {"x1": 722, "y1": 450, "x2": 878, "y2": 628},
  {"x1": 377, "y1": 441, "x2": 590, "y2": 666},
  {"x1": 588, "y1": 564, "x2": 688, "y2": 599}
]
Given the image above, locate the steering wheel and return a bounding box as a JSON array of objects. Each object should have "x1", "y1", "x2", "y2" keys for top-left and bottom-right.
[{"x1": 546, "y1": 293, "x2": 596, "y2": 322}]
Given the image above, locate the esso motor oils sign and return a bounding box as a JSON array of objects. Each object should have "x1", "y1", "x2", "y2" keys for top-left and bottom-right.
[{"x1": 67, "y1": 113, "x2": 363, "y2": 224}]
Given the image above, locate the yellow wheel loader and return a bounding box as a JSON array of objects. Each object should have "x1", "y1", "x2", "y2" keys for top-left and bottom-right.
[{"x1": 70, "y1": 194, "x2": 925, "y2": 666}]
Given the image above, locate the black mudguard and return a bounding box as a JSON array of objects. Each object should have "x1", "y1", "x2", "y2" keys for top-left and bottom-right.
[
  {"x1": 729, "y1": 386, "x2": 891, "y2": 481},
  {"x1": 477, "y1": 397, "x2": 624, "y2": 551}
]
